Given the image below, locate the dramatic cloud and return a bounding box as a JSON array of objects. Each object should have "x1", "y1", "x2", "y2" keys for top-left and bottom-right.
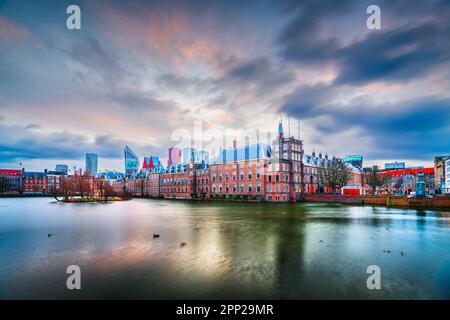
[{"x1": 0, "y1": 0, "x2": 449, "y2": 171}]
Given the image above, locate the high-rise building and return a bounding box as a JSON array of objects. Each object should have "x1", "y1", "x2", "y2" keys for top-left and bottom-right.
[
  {"x1": 55, "y1": 164, "x2": 68, "y2": 174},
  {"x1": 168, "y1": 147, "x2": 182, "y2": 166},
  {"x1": 124, "y1": 146, "x2": 139, "y2": 178},
  {"x1": 197, "y1": 150, "x2": 210, "y2": 163},
  {"x1": 85, "y1": 153, "x2": 98, "y2": 176},
  {"x1": 182, "y1": 147, "x2": 197, "y2": 164}
]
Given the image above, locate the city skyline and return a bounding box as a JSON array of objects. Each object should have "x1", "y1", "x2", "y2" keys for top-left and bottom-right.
[{"x1": 1, "y1": 0, "x2": 449, "y2": 172}]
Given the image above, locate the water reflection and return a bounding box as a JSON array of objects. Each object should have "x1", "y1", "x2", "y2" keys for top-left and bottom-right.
[{"x1": 0, "y1": 198, "x2": 449, "y2": 299}]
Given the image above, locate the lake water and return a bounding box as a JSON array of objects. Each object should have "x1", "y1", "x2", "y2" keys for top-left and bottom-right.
[{"x1": 0, "y1": 197, "x2": 449, "y2": 299}]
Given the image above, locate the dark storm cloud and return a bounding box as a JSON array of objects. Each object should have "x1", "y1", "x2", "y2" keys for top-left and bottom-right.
[
  {"x1": 335, "y1": 22, "x2": 450, "y2": 84},
  {"x1": 66, "y1": 37, "x2": 127, "y2": 85},
  {"x1": 111, "y1": 90, "x2": 176, "y2": 112},
  {"x1": 221, "y1": 56, "x2": 294, "y2": 95},
  {"x1": 280, "y1": 83, "x2": 338, "y2": 118},
  {"x1": 281, "y1": 83, "x2": 450, "y2": 159},
  {"x1": 278, "y1": 0, "x2": 450, "y2": 84},
  {"x1": 278, "y1": 0, "x2": 352, "y2": 64},
  {"x1": 0, "y1": 123, "x2": 134, "y2": 162},
  {"x1": 226, "y1": 56, "x2": 294, "y2": 88}
]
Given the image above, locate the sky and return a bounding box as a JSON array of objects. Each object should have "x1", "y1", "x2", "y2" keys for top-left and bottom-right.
[{"x1": 0, "y1": 0, "x2": 449, "y2": 172}]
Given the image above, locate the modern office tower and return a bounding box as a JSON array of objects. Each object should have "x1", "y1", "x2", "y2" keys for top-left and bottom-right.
[
  {"x1": 85, "y1": 153, "x2": 98, "y2": 176},
  {"x1": 182, "y1": 147, "x2": 197, "y2": 164},
  {"x1": 124, "y1": 146, "x2": 139, "y2": 178},
  {"x1": 197, "y1": 150, "x2": 210, "y2": 163}
]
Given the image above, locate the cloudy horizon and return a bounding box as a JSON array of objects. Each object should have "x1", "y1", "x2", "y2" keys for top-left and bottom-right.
[{"x1": 1, "y1": 0, "x2": 449, "y2": 172}]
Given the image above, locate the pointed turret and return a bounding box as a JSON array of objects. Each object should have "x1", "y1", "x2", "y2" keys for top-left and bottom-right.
[{"x1": 278, "y1": 116, "x2": 284, "y2": 140}]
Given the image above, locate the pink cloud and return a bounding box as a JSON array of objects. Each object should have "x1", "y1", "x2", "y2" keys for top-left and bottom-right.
[{"x1": 0, "y1": 15, "x2": 33, "y2": 42}]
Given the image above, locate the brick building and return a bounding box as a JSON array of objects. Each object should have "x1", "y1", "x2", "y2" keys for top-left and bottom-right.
[
  {"x1": 24, "y1": 172, "x2": 48, "y2": 194},
  {"x1": 0, "y1": 169, "x2": 23, "y2": 194}
]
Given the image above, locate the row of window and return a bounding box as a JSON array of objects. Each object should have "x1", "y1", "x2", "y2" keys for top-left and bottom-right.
[
  {"x1": 212, "y1": 183, "x2": 262, "y2": 193},
  {"x1": 212, "y1": 172, "x2": 261, "y2": 181}
]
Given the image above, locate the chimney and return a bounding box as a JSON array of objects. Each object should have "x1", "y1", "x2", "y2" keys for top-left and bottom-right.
[
  {"x1": 319, "y1": 151, "x2": 322, "y2": 159},
  {"x1": 325, "y1": 153, "x2": 328, "y2": 160},
  {"x1": 312, "y1": 149, "x2": 316, "y2": 157},
  {"x1": 233, "y1": 137, "x2": 237, "y2": 149}
]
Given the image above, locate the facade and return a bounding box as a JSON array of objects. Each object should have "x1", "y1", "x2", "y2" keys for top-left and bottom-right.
[
  {"x1": 0, "y1": 169, "x2": 23, "y2": 194},
  {"x1": 85, "y1": 153, "x2": 98, "y2": 176},
  {"x1": 364, "y1": 167, "x2": 435, "y2": 195},
  {"x1": 144, "y1": 173, "x2": 161, "y2": 197},
  {"x1": 264, "y1": 159, "x2": 292, "y2": 201},
  {"x1": 124, "y1": 146, "x2": 139, "y2": 178},
  {"x1": 195, "y1": 163, "x2": 210, "y2": 198},
  {"x1": 46, "y1": 170, "x2": 67, "y2": 193},
  {"x1": 160, "y1": 164, "x2": 195, "y2": 199},
  {"x1": 210, "y1": 158, "x2": 266, "y2": 200},
  {"x1": 434, "y1": 156, "x2": 450, "y2": 194},
  {"x1": 115, "y1": 121, "x2": 367, "y2": 201},
  {"x1": 303, "y1": 152, "x2": 331, "y2": 194},
  {"x1": 445, "y1": 158, "x2": 450, "y2": 194},
  {"x1": 24, "y1": 172, "x2": 48, "y2": 194}
]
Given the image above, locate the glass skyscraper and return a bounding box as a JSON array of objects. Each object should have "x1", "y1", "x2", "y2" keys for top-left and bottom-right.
[
  {"x1": 124, "y1": 146, "x2": 139, "y2": 178},
  {"x1": 85, "y1": 153, "x2": 98, "y2": 176}
]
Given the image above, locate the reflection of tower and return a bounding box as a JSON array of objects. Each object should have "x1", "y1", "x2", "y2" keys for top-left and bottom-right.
[
  {"x1": 273, "y1": 206, "x2": 307, "y2": 298},
  {"x1": 278, "y1": 117, "x2": 284, "y2": 159}
]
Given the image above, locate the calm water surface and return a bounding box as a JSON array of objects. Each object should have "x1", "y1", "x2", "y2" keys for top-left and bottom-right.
[{"x1": 0, "y1": 197, "x2": 449, "y2": 299}]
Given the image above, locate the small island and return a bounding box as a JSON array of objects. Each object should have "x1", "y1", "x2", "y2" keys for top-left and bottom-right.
[{"x1": 52, "y1": 173, "x2": 131, "y2": 203}]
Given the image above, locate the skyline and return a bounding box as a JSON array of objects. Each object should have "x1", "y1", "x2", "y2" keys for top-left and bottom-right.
[{"x1": 1, "y1": 0, "x2": 449, "y2": 171}]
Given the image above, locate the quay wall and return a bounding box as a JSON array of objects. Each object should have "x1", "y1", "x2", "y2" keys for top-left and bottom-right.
[{"x1": 303, "y1": 194, "x2": 450, "y2": 209}]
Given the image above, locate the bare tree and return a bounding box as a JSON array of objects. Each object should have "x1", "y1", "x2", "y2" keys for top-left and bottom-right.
[
  {"x1": 319, "y1": 159, "x2": 352, "y2": 193},
  {"x1": 364, "y1": 168, "x2": 390, "y2": 195}
]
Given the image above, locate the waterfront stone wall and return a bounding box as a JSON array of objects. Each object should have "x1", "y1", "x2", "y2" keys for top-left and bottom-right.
[{"x1": 303, "y1": 194, "x2": 450, "y2": 208}]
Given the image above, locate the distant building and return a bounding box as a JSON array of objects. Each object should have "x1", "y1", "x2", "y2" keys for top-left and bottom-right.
[
  {"x1": 97, "y1": 171, "x2": 124, "y2": 185},
  {"x1": 24, "y1": 171, "x2": 48, "y2": 194},
  {"x1": 182, "y1": 147, "x2": 197, "y2": 164},
  {"x1": 365, "y1": 167, "x2": 435, "y2": 195},
  {"x1": 0, "y1": 169, "x2": 23, "y2": 194},
  {"x1": 85, "y1": 153, "x2": 98, "y2": 176},
  {"x1": 142, "y1": 155, "x2": 161, "y2": 171},
  {"x1": 168, "y1": 147, "x2": 182, "y2": 166},
  {"x1": 343, "y1": 156, "x2": 364, "y2": 172},
  {"x1": 197, "y1": 150, "x2": 210, "y2": 163},
  {"x1": 445, "y1": 158, "x2": 450, "y2": 194},
  {"x1": 385, "y1": 162, "x2": 406, "y2": 170},
  {"x1": 434, "y1": 156, "x2": 450, "y2": 193},
  {"x1": 124, "y1": 146, "x2": 139, "y2": 178},
  {"x1": 55, "y1": 164, "x2": 68, "y2": 175},
  {"x1": 46, "y1": 170, "x2": 67, "y2": 193}
]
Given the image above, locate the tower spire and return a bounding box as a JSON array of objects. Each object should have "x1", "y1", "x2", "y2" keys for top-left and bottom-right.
[{"x1": 278, "y1": 116, "x2": 284, "y2": 140}]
